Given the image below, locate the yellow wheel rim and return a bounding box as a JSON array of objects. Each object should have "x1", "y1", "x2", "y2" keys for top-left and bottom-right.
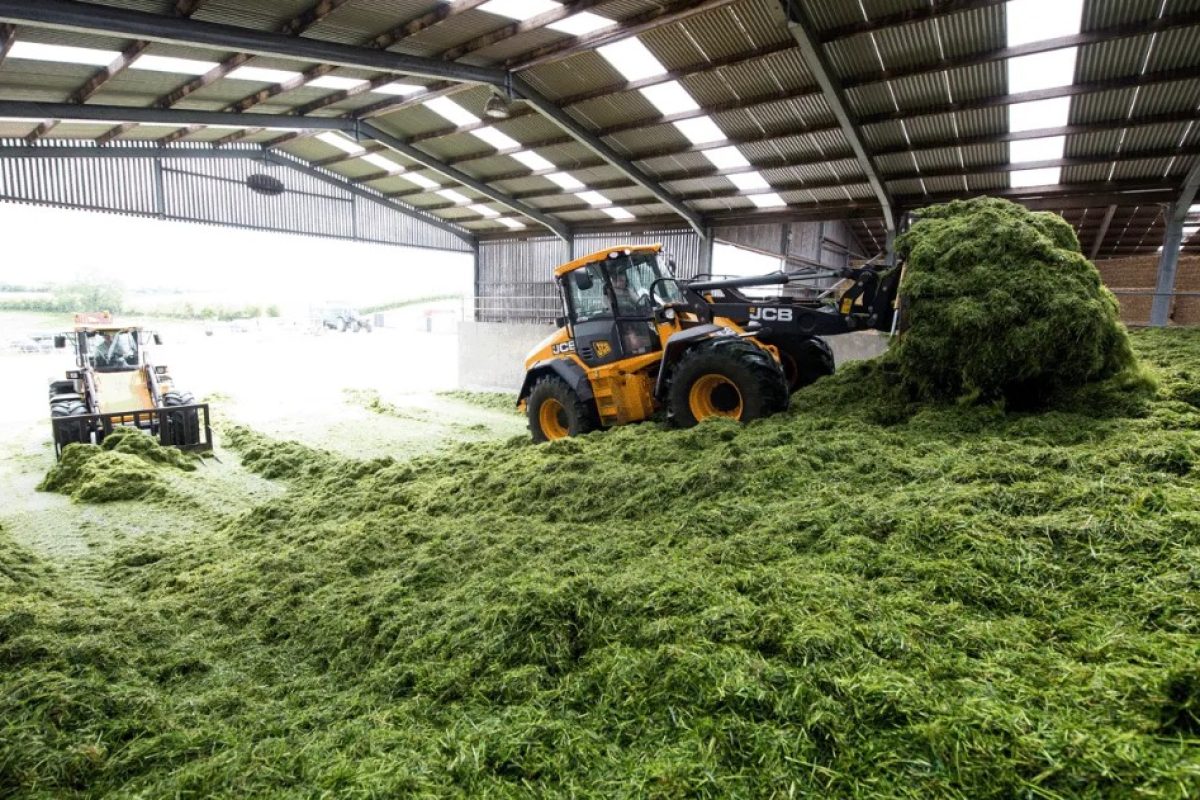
[
  {"x1": 688, "y1": 374, "x2": 743, "y2": 421},
  {"x1": 538, "y1": 397, "x2": 570, "y2": 440}
]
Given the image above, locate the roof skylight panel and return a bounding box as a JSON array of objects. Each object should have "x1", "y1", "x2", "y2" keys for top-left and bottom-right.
[
  {"x1": 575, "y1": 190, "x2": 610, "y2": 207},
  {"x1": 477, "y1": 0, "x2": 560, "y2": 20},
  {"x1": 8, "y1": 41, "x2": 118, "y2": 66},
  {"x1": 673, "y1": 116, "x2": 727, "y2": 145},
  {"x1": 728, "y1": 173, "x2": 772, "y2": 192},
  {"x1": 132, "y1": 54, "x2": 218, "y2": 75},
  {"x1": 437, "y1": 188, "x2": 472, "y2": 204},
  {"x1": 309, "y1": 75, "x2": 368, "y2": 91},
  {"x1": 597, "y1": 38, "x2": 667, "y2": 81},
  {"x1": 603, "y1": 207, "x2": 636, "y2": 220},
  {"x1": 1009, "y1": 136, "x2": 1066, "y2": 163},
  {"x1": 362, "y1": 153, "x2": 403, "y2": 173},
  {"x1": 548, "y1": 13, "x2": 615, "y2": 36},
  {"x1": 546, "y1": 172, "x2": 585, "y2": 190},
  {"x1": 703, "y1": 146, "x2": 752, "y2": 170},
  {"x1": 498, "y1": 218, "x2": 526, "y2": 229},
  {"x1": 1006, "y1": 0, "x2": 1084, "y2": 47},
  {"x1": 1007, "y1": 48, "x2": 1078, "y2": 93},
  {"x1": 1008, "y1": 97, "x2": 1072, "y2": 132},
  {"x1": 469, "y1": 204, "x2": 500, "y2": 218},
  {"x1": 749, "y1": 193, "x2": 787, "y2": 208},
  {"x1": 639, "y1": 81, "x2": 700, "y2": 116},
  {"x1": 472, "y1": 126, "x2": 521, "y2": 150},
  {"x1": 374, "y1": 82, "x2": 424, "y2": 96},
  {"x1": 403, "y1": 172, "x2": 441, "y2": 190},
  {"x1": 316, "y1": 132, "x2": 365, "y2": 155},
  {"x1": 512, "y1": 151, "x2": 556, "y2": 171},
  {"x1": 1009, "y1": 167, "x2": 1062, "y2": 187},
  {"x1": 227, "y1": 66, "x2": 302, "y2": 83},
  {"x1": 424, "y1": 96, "x2": 481, "y2": 127}
]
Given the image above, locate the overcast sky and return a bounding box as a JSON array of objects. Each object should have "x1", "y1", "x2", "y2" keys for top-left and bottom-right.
[{"x1": 0, "y1": 203, "x2": 474, "y2": 312}]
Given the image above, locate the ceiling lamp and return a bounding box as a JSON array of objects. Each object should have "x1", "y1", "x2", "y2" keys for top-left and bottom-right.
[{"x1": 484, "y1": 91, "x2": 512, "y2": 120}]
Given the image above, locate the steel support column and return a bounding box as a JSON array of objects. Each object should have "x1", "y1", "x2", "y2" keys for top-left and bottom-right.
[{"x1": 1151, "y1": 162, "x2": 1200, "y2": 326}]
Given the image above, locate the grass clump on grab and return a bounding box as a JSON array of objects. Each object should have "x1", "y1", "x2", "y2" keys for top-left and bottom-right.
[
  {"x1": 37, "y1": 427, "x2": 195, "y2": 503},
  {"x1": 894, "y1": 197, "x2": 1139, "y2": 407}
]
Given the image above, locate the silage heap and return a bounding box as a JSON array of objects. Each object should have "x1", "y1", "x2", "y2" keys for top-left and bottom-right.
[
  {"x1": 5, "y1": 329, "x2": 1200, "y2": 798},
  {"x1": 893, "y1": 197, "x2": 1138, "y2": 406},
  {"x1": 37, "y1": 427, "x2": 197, "y2": 502}
]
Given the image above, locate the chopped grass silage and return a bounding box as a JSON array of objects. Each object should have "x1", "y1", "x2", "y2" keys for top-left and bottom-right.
[
  {"x1": 5, "y1": 329, "x2": 1200, "y2": 798},
  {"x1": 37, "y1": 428, "x2": 196, "y2": 503},
  {"x1": 438, "y1": 390, "x2": 520, "y2": 413},
  {"x1": 894, "y1": 197, "x2": 1138, "y2": 407}
]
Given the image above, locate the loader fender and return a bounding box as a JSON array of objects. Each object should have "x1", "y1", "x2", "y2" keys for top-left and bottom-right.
[
  {"x1": 518, "y1": 358, "x2": 594, "y2": 406},
  {"x1": 653, "y1": 324, "x2": 726, "y2": 399}
]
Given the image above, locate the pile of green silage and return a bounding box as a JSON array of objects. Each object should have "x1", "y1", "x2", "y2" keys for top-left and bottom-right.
[
  {"x1": 37, "y1": 427, "x2": 196, "y2": 503},
  {"x1": 894, "y1": 197, "x2": 1137, "y2": 406},
  {"x1": 5, "y1": 330, "x2": 1200, "y2": 798}
]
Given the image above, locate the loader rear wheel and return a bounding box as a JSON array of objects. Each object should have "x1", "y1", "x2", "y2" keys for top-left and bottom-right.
[
  {"x1": 527, "y1": 376, "x2": 596, "y2": 443},
  {"x1": 668, "y1": 339, "x2": 788, "y2": 427},
  {"x1": 163, "y1": 390, "x2": 201, "y2": 447},
  {"x1": 51, "y1": 400, "x2": 91, "y2": 449}
]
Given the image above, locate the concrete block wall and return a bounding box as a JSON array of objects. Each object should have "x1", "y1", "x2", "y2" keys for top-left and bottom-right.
[{"x1": 1094, "y1": 255, "x2": 1200, "y2": 326}]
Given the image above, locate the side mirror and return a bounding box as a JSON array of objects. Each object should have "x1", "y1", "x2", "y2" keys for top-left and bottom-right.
[
  {"x1": 53, "y1": 335, "x2": 66, "y2": 349},
  {"x1": 154, "y1": 333, "x2": 163, "y2": 345},
  {"x1": 573, "y1": 271, "x2": 593, "y2": 291}
]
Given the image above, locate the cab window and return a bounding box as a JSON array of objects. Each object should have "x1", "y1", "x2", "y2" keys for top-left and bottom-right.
[{"x1": 565, "y1": 264, "x2": 612, "y2": 321}]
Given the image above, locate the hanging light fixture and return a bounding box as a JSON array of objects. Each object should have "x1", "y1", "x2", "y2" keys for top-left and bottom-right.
[{"x1": 484, "y1": 91, "x2": 511, "y2": 119}]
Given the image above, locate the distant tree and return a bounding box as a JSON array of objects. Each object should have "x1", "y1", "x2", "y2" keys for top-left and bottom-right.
[{"x1": 52, "y1": 281, "x2": 125, "y2": 313}]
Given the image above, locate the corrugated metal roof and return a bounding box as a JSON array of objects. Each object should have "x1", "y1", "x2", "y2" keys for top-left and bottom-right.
[{"x1": 0, "y1": 0, "x2": 1196, "y2": 244}]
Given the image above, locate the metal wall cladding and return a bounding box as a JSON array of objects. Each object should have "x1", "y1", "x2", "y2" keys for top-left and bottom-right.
[
  {"x1": 476, "y1": 236, "x2": 571, "y2": 323},
  {"x1": 713, "y1": 220, "x2": 864, "y2": 270},
  {"x1": 0, "y1": 140, "x2": 472, "y2": 251},
  {"x1": 0, "y1": 145, "x2": 158, "y2": 214}
]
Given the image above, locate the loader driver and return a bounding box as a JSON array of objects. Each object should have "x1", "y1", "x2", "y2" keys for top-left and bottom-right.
[
  {"x1": 89, "y1": 331, "x2": 134, "y2": 368},
  {"x1": 611, "y1": 270, "x2": 648, "y2": 316}
]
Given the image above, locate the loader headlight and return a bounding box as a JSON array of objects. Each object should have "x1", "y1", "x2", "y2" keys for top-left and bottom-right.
[
  {"x1": 154, "y1": 366, "x2": 169, "y2": 374},
  {"x1": 663, "y1": 308, "x2": 676, "y2": 320},
  {"x1": 66, "y1": 370, "x2": 82, "y2": 379}
]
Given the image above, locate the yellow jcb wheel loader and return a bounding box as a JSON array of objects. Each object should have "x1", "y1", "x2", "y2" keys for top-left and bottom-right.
[
  {"x1": 48, "y1": 312, "x2": 213, "y2": 458},
  {"x1": 517, "y1": 245, "x2": 901, "y2": 442}
]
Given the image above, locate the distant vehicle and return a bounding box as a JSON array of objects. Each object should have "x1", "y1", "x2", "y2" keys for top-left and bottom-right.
[
  {"x1": 319, "y1": 306, "x2": 372, "y2": 333},
  {"x1": 8, "y1": 335, "x2": 52, "y2": 353},
  {"x1": 47, "y1": 311, "x2": 213, "y2": 457}
]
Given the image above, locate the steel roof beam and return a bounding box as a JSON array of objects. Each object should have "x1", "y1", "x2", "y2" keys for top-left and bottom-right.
[
  {"x1": 0, "y1": 100, "x2": 355, "y2": 131},
  {"x1": 511, "y1": 76, "x2": 704, "y2": 238},
  {"x1": 0, "y1": 0, "x2": 508, "y2": 85},
  {"x1": 359, "y1": 121, "x2": 570, "y2": 242},
  {"x1": 780, "y1": 0, "x2": 894, "y2": 233}
]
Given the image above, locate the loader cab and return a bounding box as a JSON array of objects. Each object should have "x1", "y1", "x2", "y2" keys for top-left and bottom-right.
[
  {"x1": 559, "y1": 247, "x2": 688, "y2": 367},
  {"x1": 82, "y1": 329, "x2": 143, "y2": 371}
]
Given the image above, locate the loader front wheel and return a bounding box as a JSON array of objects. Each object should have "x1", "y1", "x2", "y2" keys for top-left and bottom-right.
[
  {"x1": 669, "y1": 339, "x2": 788, "y2": 427},
  {"x1": 527, "y1": 375, "x2": 596, "y2": 443},
  {"x1": 51, "y1": 400, "x2": 91, "y2": 449},
  {"x1": 163, "y1": 390, "x2": 201, "y2": 446},
  {"x1": 765, "y1": 335, "x2": 835, "y2": 393}
]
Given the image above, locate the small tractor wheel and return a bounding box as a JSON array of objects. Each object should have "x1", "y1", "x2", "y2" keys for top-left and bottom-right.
[
  {"x1": 763, "y1": 335, "x2": 835, "y2": 393},
  {"x1": 48, "y1": 380, "x2": 76, "y2": 399},
  {"x1": 527, "y1": 375, "x2": 597, "y2": 443},
  {"x1": 163, "y1": 390, "x2": 201, "y2": 446},
  {"x1": 51, "y1": 399, "x2": 91, "y2": 448},
  {"x1": 668, "y1": 339, "x2": 788, "y2": 427}
]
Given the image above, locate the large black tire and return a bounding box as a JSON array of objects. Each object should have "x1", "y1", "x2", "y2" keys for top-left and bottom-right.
[
  {"x1": 668, "y1": 338, "x2": 788, "y2": 427},
  {"x1": 762, "y1": 334, "x2": 835, "y2": 393},
  {"x1": 527, "y1": 375, "x2": 597, "y2": 443},
  {"x1": 51, "y1": 399, "x2": 91, "y2": 448},
  {"x1": 48, "y1": 380, "x2": 77, "y2": 399},
  {"x1": 163, "y1": 390, "x2": 201, "y2": 446}
]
